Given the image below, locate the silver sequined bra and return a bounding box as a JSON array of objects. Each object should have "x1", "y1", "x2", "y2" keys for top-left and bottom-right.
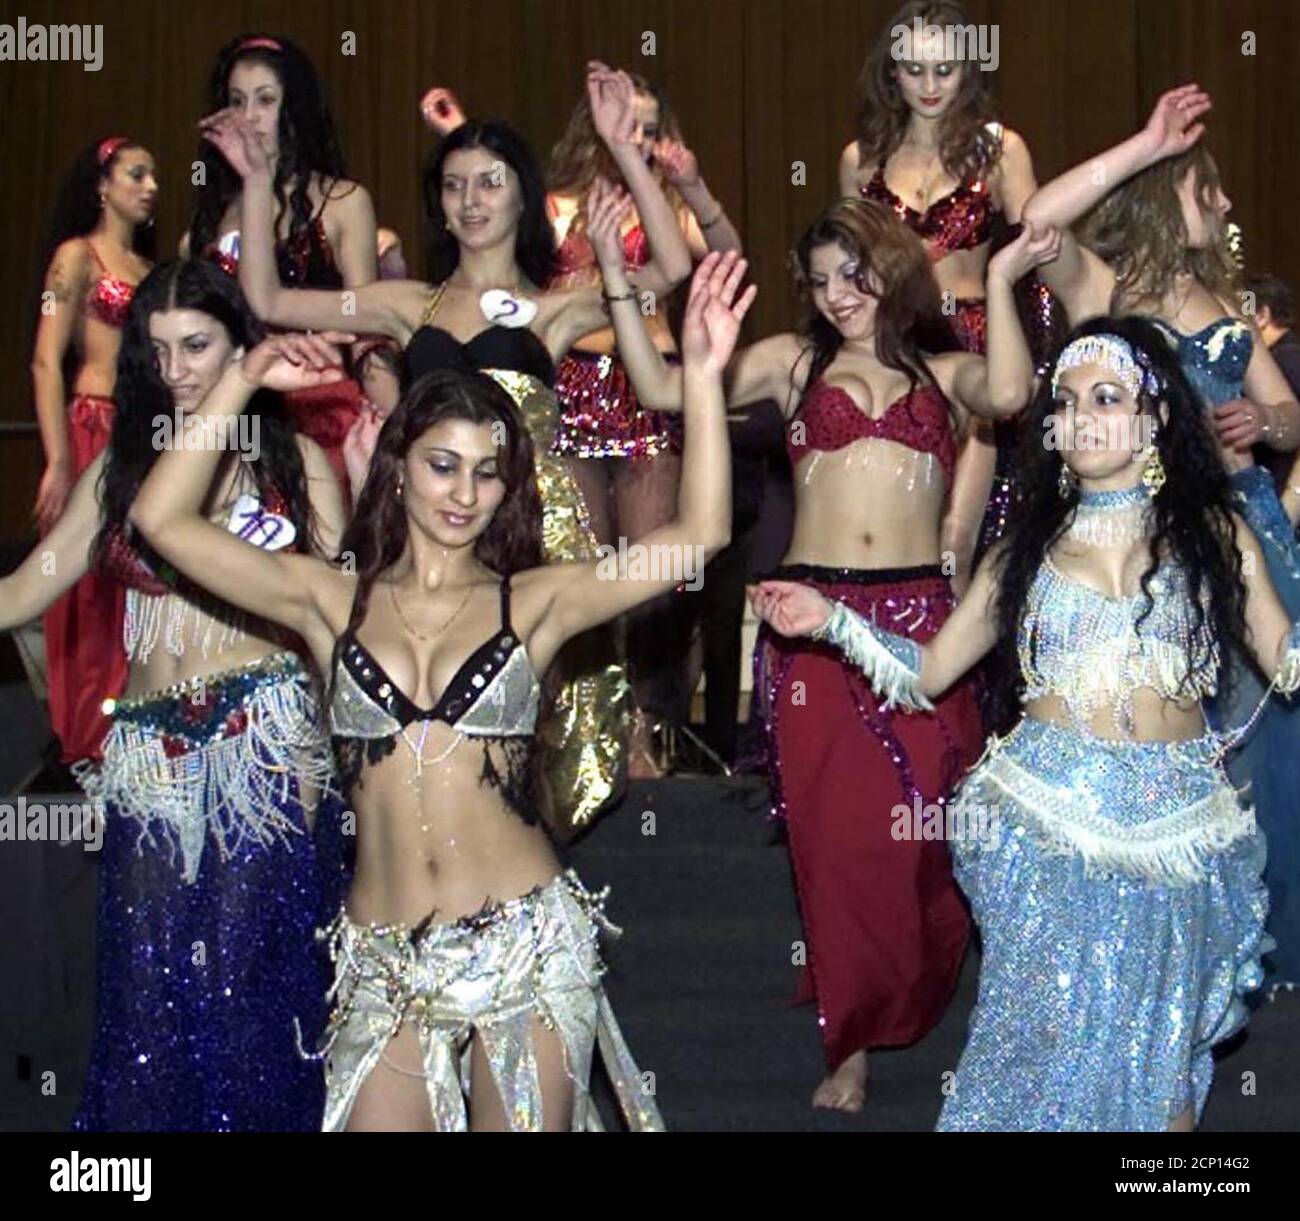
[
  {"x1": 1019, "y1": 556, "x2": 1220, "y2": 731},
  {"x1": 329, "y1": 575, "x2": 542, "y2": 818}
]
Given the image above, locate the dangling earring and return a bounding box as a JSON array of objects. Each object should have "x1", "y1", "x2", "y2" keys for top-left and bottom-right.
[
  {"x1": 395, "y1": 479, "x2": 404, "y2": 501},
  {"x1": 1141, "y1": 437, "x2": 1167, "y2": 499},
  {"x1": 1058, "y1": 463, "x2": 1077, "y2": 499}
]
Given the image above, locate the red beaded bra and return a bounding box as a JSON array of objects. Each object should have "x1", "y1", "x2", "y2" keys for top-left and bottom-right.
[
  {"x1": 83, "y1": 241, "x2": 135, "y2": 328},
  {"x1": 787, "y1": 379, "x2": 956, "y2": 485}
]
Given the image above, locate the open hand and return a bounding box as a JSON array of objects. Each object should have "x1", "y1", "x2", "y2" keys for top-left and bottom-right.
[
  {"x1": 1141, "y1": 84, "x2": 1211, "y2": 161},
  {"x1": 681, "y1": 251, "x2": 757, "y2": 375},
  {"x1": 585, "y1": 176, "x2": 634, "y2": 272},
  {"x1": 587, "y1": 60, "x2": 636, "y2": 147}
]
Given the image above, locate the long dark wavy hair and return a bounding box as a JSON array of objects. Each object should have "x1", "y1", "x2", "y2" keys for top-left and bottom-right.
[
  {"x1": 187, "y1": 34, "x2": 352, "y2": 258},
  {"x1": 91, "y1": 259, "x2": 316, "y2": 567},
  {"x1": 986, "y1": 315, "x2": 1249, "y2": 731},
  {"x1": 333, "y1": 367, "x2": 545, "y2": 660},
  {"x1": 854, "y1": 0, "x2": 1002, "y2": 185},
  {"x1": 422, "y1": 120, "x2": 558, "y2": 289},
  {"x1": 34, "y1": 139, "x2": 157, "y2": 351},
  {"x1": 789, "y1": 198, "x2": 961, "y2": 420}
]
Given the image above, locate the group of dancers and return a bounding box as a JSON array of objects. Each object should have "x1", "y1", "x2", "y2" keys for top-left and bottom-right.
[{"x1": 10, "y1": 0, "x2": 1300, "y2": 1131}]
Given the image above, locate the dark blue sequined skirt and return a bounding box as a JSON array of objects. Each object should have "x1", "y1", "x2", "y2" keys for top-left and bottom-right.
[{"x1": 71, "y1": 658, "x2": 346, "y2": 1132}]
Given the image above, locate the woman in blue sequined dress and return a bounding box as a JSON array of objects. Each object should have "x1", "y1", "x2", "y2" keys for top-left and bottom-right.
[
  {"x1": 751, "y1": 317, "x2": 1300, "y2": 1130},
  {"x1": 1022, "y1": 84, "x2": 1300, "y2": 992},
  {"x1": 2, "y1": 259, "x2": 347, "y2": 1130}
]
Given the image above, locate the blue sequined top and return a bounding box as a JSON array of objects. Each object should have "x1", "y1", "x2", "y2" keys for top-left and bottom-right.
[
  {"x1": 1020, "y1": 549, "x2": 1219, "y2": 729},
  {"x1": 1152, "y1": 317, "x2": 1252, "y2": 408}
]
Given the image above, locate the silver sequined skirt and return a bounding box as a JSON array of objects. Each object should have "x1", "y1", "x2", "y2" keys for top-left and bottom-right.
[
  {"x1": 314, "y1": 869, "x2": 664, "y2": 1132},
  {"x1": 938, "y1": 718, "x2": 1268, "y2": 1131}
]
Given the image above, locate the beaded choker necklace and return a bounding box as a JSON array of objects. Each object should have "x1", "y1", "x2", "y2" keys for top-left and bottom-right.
[{"x1": 1064, "y1": 483, "x2": 1152, "y2": 549}]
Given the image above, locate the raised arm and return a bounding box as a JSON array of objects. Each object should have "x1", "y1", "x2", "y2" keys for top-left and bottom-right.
[
  {"x1": 942, "y1": 224, "x2": 1061, "y2": 419},
  {"x1": 30, "y1": 240, "x2": 90, "y2": 531},
  {"x1": 0, "y1": 449, "x2": 104, "y2": 632},
  {"x1": 994, "y1": 128, "x2": 1037, "y2": 224},
  {"x1": 654, "y1": 138, "x2": 742, "y2": 258},
  {"x1": 129, "y1": 333, "x2": 352, "y2": 639},
  {"x1": 587, "y1": 63, "x2": 692, "y2": 297},
  {"x1": 750, "y1": 542, "x2": 1004, "y2": 706},
  {"x1": 519, "y1": 253, "x2": 754, "y2": 668},
  {"x1": 199, "y1": 109, "x2": 420, "y2": 341},
  {"x1": 1021, "y1": 85, "x2": 1210, "y2": 317}
]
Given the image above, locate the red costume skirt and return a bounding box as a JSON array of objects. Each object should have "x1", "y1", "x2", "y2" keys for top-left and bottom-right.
[
  {"x1": 757, "y1": 563, "x2": 982, "y2": 1068},
  {"x1": 552, "y1": 350, "x2": 682, "y2": 460},
  {"x1": 43, "y1": 394, "x2": 127, "y2": 763},
  {"x1": 283, "y1": 379, "x2": 364, "y2": 501}
]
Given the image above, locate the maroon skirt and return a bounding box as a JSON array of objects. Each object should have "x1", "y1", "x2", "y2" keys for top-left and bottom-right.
[
  {"x1": 757, "y1": 563, "x2": 982, "y2": 1068},
  {"x1": 43, "y1": 394, "x2": 127, "y2": 762}
]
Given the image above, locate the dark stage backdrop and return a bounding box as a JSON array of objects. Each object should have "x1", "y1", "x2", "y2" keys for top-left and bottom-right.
[{"x1": 1, "y1": 0, "x2": 1296, "y2": 533}]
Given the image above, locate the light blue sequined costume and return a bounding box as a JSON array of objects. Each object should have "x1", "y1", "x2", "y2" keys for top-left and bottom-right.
[
  {"x1": 1156, "y1": 317, "x2": 1300, "y2": 988},
  {"x1": 809, "y1": 493, "x2": 1300, "y2": 1129},
  {"x1": 1228, "y1": 465, "x2": 1300, "y2": 986}
]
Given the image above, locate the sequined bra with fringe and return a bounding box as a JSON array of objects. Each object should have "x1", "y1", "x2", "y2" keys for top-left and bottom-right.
[{"x1": 1019, "y1": 555, "x2": 1220, "y2": 731}]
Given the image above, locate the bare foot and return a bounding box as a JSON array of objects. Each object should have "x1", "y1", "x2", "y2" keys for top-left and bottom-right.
[{"x1": 812, "y1": 1050, "x2": 868, "y2": 1112}]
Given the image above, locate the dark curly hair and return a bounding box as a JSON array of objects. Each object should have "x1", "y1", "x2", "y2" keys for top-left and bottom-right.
[
  {"x1": 422, "y1": 120, "x2": 557, "y2": 290},
  {"x1": 187, "y1": 34, "x2": 352, "y2": 261},
  {"x1": 985, "y1": 315, "x2": 1249, "y2": 732},
  {"x1": 91, "y1": 259, "x2": 317, "y2": 569},
  {"x1": 789, "y1": 197, "x2": 961, "y2": 422}
]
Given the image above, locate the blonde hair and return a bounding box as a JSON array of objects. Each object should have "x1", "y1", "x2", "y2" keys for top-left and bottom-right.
[
  {"x1": 547, "y1": 73, "x2": 685, "y2": 235},
  {"x1": 1079, "y1": 145, "x2": 1239, "y2": 312}
]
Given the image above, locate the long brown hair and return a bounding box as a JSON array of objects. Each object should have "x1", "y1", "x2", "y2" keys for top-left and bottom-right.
[
  {"x1": 547, "y1": 72, "x2": 684, "y2": 233},
  {"x1": 1078, "y1": 144, "x2": 1240, "y2": 312},
  {"x1": 854, "y1": 0, "x2": 1001, "y2": 185},
  {"x1": 790, "y1": 198, "x2": 962, "y2": 427},
  {"x1": 333, "y1": 369, "x2": 545, "y2": 665}
]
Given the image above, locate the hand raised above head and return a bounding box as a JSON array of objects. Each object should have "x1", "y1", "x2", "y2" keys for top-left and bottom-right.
[{"x1": 681, "y1": 251, "x2": 757, "y2": 376}]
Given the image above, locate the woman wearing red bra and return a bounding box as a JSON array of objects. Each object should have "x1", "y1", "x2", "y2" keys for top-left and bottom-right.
[
  {"x1": 839, "y1": 0, "x2": 1044, "y2": 583},
  {"x1": 185, "y1": 33, "x2": 378, "y2": 494},
  {"x1": 607, "y1": 195, "x2": 1055, "y2": 1111},
  {"x1": 426, "y1": 74, "x2": 740, "y2": 775},
  {"x1": 30, "y1": 135, "x2": 156, "y2": 761}
]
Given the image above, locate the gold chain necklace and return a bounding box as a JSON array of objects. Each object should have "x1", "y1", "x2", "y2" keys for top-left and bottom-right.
[{"x1": 389, "y1": 580, "x2": 475, "y2": 642}]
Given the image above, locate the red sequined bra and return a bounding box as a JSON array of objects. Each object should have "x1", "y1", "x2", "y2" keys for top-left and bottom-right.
[
  {"x1": 99, "y1": 483, "x2": 298, "y2": 597},
  {"x1": 860, "y1": 167, "x2": 994, "y2": 262},
  {"x1": 787, "y1": 379, "x2": 956, "y2": 484},
  {"x1": 205, "y1": 211, "x2": 343, "y2": 291},
  {"x1": 553, "y1": 220, "x2": 650, "y2": 278},
  {"x1": 83, "y1": 241, "x2": 135, "y2": 328}
]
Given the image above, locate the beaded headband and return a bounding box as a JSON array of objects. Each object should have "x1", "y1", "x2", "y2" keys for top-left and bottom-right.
[
  {"x1": 1050, "y1": 334, "x2": 1162, "y2": 401},
  {"x1": 96, "y1": 135, "x2": 130, "y2": 166},
  {"x1": 237, "y1": 36, "x2": 282, "y2": 53}
]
